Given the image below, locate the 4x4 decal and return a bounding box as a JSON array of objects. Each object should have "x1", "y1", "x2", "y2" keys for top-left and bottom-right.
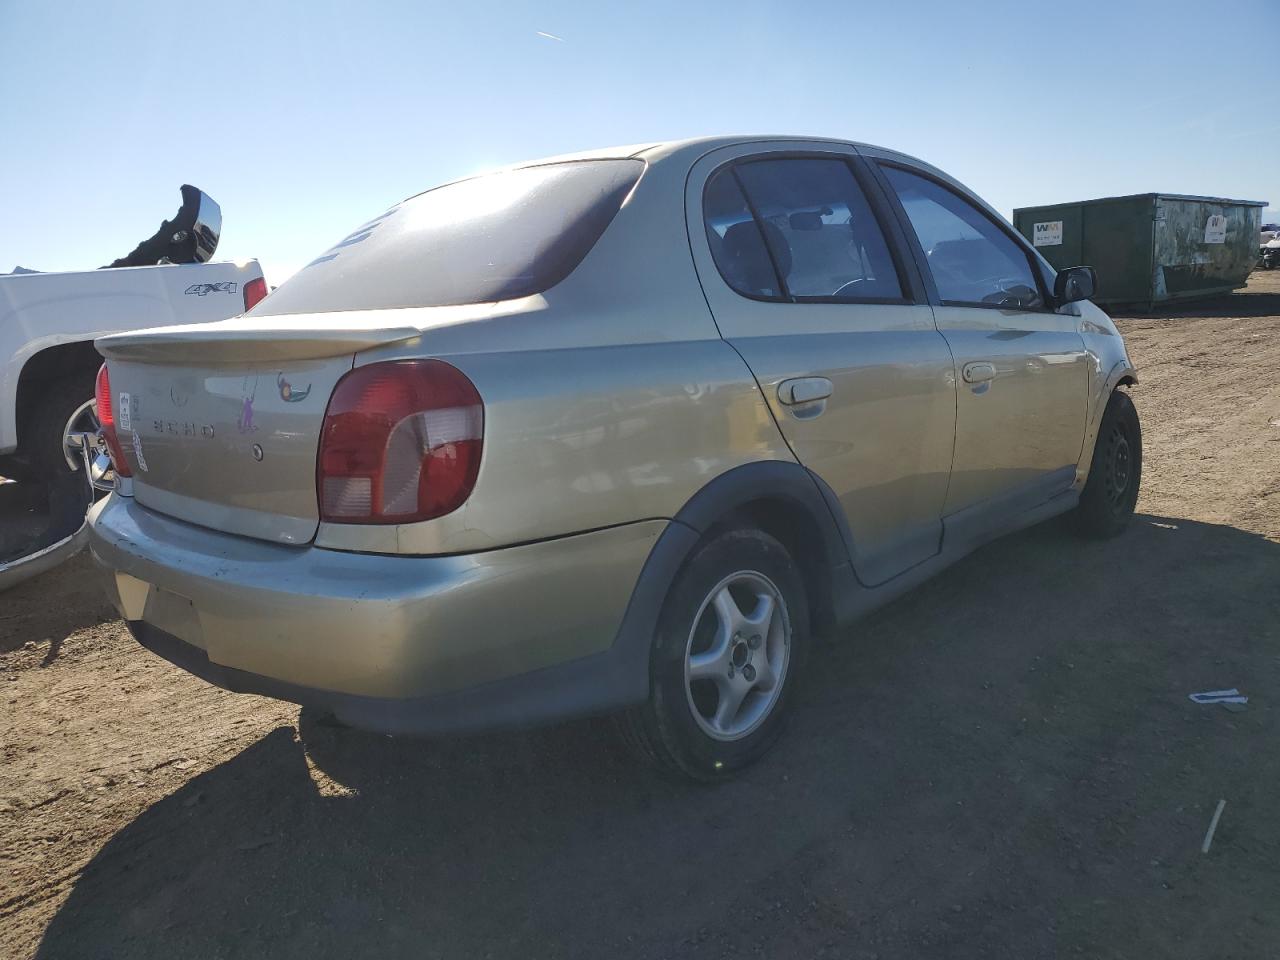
[{"x1": 184, "y1": 281, "x2": 238, "y2": 296}]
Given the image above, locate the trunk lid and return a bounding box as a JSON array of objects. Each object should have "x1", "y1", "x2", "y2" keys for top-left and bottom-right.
[{"x1": 98, "y1": 314, "x2": 421, "y2": 544}]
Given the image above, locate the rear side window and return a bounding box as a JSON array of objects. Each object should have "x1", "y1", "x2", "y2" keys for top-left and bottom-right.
[
  {"x1": 703, "y1": 168, "x2": 784, "y2": 299},
  {"x1": 882, "y1": 166, "x2": 1044, "y2": 310},
  {"x1": 253, "y1": 159, "x2": 644, "y2": 315},
  {"x1": 703, "y1": 157, "x2": 904, "y2": 303}
]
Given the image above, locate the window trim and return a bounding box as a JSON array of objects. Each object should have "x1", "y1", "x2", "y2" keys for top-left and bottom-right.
[
  {"x1": 700, "y1": 166, "x2": 785, "y2": 305},
  {"x1": 874, "y1": 160, "x2": 1057, "y2": 314},
  {"x1": 728, "y1": 166, "x2": 791, "y2": 302},
  {"x1": 700, "y1": 151, "x2": 918, "y2": 308}
]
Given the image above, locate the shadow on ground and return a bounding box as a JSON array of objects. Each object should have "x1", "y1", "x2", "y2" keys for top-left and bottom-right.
[
  {"x1": 1108, "y1": 288, "x2": 1280, "y2": 319},
  {"x1": 1, "y1": 474, "x2": 110, "y2": 655},
  {"x1": 35, "y1": 515, "x2": 1280, "y2": 959},
  {"x1": 0, "y1": 551, "x2": 116, "y2": 656}
]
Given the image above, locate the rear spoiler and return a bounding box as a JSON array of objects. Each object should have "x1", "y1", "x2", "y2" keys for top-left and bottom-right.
[{"x1": 96, "y1": 317, "x2": 421, "y2": 363}]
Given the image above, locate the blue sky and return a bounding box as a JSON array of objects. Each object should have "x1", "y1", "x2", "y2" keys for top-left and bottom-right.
[{"x1": 2, "y1": 0, "x2": 1277, "y2": 283}]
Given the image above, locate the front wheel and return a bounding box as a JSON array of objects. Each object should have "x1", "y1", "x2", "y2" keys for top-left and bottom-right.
[
  {"x1": 1073, "y1": 389, "x2": 1142, "y2": 539},
  {"x1": 619, "y1": 528, "x2": 810, "y2": 781}
]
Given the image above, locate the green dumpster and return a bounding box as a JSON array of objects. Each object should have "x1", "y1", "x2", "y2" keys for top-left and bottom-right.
[{"x1": 1013, "y1": 194, "x2": 1267, "y2": 307}]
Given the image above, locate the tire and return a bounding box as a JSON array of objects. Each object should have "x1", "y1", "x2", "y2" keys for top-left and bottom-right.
[
  {"x1": 0, "y1": 454, "x2": 32, "y2": 483},
  {"x1": 22, "y1": 372, "x2": 101, "y2": 483},
  {"x1": 1074, "y1": 389, "x2": 1142, "y2": 539},
  {"x1": 619, "y1": 527, "x2": 810, "y2": 781}
]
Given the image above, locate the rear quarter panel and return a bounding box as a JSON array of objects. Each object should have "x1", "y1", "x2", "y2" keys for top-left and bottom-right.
[
  {"x1": 313, "y1": 151, "x2": 795, "y2": 554},
  {"x1": 315, "y1": 327, "x2": 792, "y2": 555}
]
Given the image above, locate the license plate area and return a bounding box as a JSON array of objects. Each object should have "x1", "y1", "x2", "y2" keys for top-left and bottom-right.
[{"x1": 147, "y1": 587, "x2": 201, "y2": 645}]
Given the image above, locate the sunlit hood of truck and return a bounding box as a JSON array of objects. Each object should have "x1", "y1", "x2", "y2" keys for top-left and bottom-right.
[{"x1": 95, "y1": 296, "x2": 551, "y2": 363}]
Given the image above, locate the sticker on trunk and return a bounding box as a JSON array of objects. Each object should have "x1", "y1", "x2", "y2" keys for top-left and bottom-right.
[
  {"x1": 117, "y1": 393, "x2": 132, "y2": 431},
  {"x1": 1033, "y1": 221, "x2": 1063, "y2": 247},
  {"x1": 277, "y1": 372, "x2": 311, "y2": 402},
  {"x1": 131, "y1": 432, "x2": 148, "y2": 472}
]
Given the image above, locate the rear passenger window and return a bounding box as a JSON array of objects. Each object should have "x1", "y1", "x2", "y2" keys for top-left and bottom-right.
[
  {"x1": 703, "y1": 168, "x2": 784, "y2": 299},
  {"x1": 734, "y1": 158, "x2": 904, "y2": 302},
  {"x1": 882, "y1": 166, "x2": 1044, "y2": 310},
  {"x1": 703, "y1": 157, "x2": 905, "y2": 303}
]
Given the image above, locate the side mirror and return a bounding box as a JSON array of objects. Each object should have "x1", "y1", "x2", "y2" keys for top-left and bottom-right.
[
  {"x1": 102, "y1": 185, "x2": 222, "y2": 269},
  {"x1": 191, "y1": 188, "x2": 222, "y2": 263},
  {"x1": 1054, "y1": 265, "x2": 1097, "y2": 305}
]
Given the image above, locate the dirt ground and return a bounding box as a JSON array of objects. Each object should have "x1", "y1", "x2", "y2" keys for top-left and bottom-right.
[{"x1": 3, "y1": 272, "x2": 1279, "y2": 959}]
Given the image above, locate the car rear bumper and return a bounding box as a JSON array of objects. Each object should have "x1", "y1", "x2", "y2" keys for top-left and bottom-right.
[{"x1": 88, "y1": 494, "x2": 665, "y2": 733}]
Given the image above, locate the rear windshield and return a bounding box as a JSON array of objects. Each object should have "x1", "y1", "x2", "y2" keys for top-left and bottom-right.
[{"x1": 253, "y1": 159, "x2": 644, "y2": 315}]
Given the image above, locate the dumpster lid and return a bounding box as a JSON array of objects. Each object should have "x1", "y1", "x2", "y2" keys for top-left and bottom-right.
[{"x1": 1015, "y1": 193, "x2": 1269, "y2": 214}]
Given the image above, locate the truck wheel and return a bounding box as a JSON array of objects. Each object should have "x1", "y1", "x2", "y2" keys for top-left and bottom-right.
[
  {"x1": 24, "y1": 372, "x2": 102, "y2": 483},
  {"x1": 619, "y1": 527, "x2": 810, "y2": 781},
  {"x1": 1074, "y1": 390, "x2": 1142, "y2": 539}
]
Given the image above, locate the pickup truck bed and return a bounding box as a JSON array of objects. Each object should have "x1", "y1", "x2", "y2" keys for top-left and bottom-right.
[{"x1": 0, "y1": 259, "x2": 264, "y2": 478}]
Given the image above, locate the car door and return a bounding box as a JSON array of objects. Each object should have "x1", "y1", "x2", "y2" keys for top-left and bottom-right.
[
  {"x1": 686, "y1": 143, "x2": 957, "y2": 586},
  {"x1": 869, "y1": 157, "x2": 1089, "y2": 533}
]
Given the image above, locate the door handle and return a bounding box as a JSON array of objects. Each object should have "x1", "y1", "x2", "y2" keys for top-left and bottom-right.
[
  {"x1": 777, "y1": 377, "x2": 833, "y2": 405},
  {"x1": 962, "y1": 362, "x2": 996, "y2": 384}
]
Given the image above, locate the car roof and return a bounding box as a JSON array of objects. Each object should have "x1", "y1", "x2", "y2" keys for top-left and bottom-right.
[
  {"x1": 400, "y1": 136, "x2": 955, "y2": 212},
  {"x1": 508, "y1": 135, "x2": 933, "y2": 172}
]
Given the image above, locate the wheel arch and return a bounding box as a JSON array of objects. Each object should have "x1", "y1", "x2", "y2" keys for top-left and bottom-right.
[
  {"x1": 607, "y1": 461, "x2": 860, "y2": 703},
  {"x1": 1075, "y1": 360, "x2": 1139, "y2": 490},
  {"x1": 698, "y1": 499, "x2": 844, "y2": 640},
  {"x1": 13, "y1": 340, "x2": 102, "y2": 449}
]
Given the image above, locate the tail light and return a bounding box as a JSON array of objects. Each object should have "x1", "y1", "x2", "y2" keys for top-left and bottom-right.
[
  {"x1": 95, "y1": 363, "x2": 133, "y2": 478},
  {"x1": 317, "y1": 359, "x2": 483, "y2": 524},
  {"x1": 243, "y1": 276, "x2": 268, "y2": 311}
]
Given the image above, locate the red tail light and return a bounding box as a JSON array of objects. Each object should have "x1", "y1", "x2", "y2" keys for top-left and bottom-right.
[
  {"x1": 243, "y1": 276, "x2": 268, "y2": 311},
  {"x1": 95, "y1": 363, "x2": 132, "y2": 478},
  {"x1": 317, "y1": 359, "x2": 483, "y2": 524}
]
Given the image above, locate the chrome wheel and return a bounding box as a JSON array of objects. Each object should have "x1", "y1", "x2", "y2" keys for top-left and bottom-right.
[
  {"x1": 684, "y1": 570, "x2": 791, "y2": 742},
  {"x1": 62, "y1": 399, "x2": 113, "y2": 489},
  {"x1": 62, "y1": 398, "x2": 99, "y2": 470}
]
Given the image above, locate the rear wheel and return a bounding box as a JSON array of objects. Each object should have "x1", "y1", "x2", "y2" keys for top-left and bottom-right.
[
  {"x1": 22, "y1": 373, "x2": 102, "y2": 483},
  {"x1": 1074, "y1": 389, "x2": 1142, "y2": 539},
  {"x1": 620, "y1": 528, "x2": 810, "y2": 781}
]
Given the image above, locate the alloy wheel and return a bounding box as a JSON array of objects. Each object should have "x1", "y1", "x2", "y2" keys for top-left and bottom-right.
[
  {"x1": 62, "y1": 399, "x2": 114, "y2": 489},
  {"x1": 683, "y1": 570, "x2": 791, "y2": 741}
]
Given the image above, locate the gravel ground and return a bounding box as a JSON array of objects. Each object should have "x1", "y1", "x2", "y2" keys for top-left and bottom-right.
[{"x1": 3, "y1": 271, "x2": 1279, "y2": 959}]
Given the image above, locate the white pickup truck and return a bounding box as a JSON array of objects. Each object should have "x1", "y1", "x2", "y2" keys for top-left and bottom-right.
[{"x1": 0, "y1": 187, "x2": 265, "y2": 483}]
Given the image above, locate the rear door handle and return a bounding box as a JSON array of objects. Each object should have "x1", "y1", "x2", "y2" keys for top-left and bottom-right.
[
  {"x1": 777, "y1": 377, "x2": 833, "y2": 405},
  {"x1": 962, "y1": 361, "x2": 996, "y2": 384}
]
